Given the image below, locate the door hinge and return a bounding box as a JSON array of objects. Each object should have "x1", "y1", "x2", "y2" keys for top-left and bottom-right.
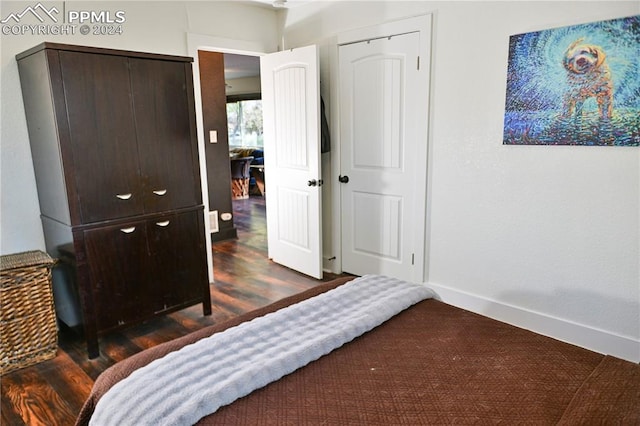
[
  {"x1": 417, "y1": 56, "x2": 420, "y2": 70},
  {"x1": 411, "y1": 253, "x2": 415, "y2": 265}
]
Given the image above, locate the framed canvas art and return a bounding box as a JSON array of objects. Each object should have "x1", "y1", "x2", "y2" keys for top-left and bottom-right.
[{"x1": 503, "y1": 15, "x2": 639, "y2": 146}]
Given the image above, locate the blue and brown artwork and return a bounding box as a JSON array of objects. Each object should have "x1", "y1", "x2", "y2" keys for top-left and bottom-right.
[{"x1": 503, "y1": 15, "x2": 639, "y2": 146}]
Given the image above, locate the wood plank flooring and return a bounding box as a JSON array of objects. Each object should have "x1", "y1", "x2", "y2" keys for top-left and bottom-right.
[{"x1": 1, "y1": 196, "x2": 347, "y2": 426}]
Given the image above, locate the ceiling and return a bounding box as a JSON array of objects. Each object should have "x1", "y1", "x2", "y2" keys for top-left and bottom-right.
[
  {"x1": 224, "y1": 53, "x2": 261, "y2": 80},
  {"x1": 223, "y1": 0, "x2": 315, "y2": 79},
  {"x1": 245, "y1": 0, "x2": 312, "y2": 9}
]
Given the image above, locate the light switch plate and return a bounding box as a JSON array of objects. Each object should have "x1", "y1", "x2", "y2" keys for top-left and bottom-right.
[{"x1": 209, "y1": 130, "x2": 217, "y2": 143}]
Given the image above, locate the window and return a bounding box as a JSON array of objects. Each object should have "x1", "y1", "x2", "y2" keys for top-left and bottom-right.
[{"x1": 227, "y1": 99, "x2": 263, "y2": 148}]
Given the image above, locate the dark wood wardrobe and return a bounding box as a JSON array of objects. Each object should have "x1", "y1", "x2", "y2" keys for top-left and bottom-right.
[{"x1": 16, "y1": 43, "x2": 212, "y2": 358}]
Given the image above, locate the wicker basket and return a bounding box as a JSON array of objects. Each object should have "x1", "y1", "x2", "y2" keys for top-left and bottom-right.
[{"x1": 1, "y1": 250, "x2": 58, "y2": 374}]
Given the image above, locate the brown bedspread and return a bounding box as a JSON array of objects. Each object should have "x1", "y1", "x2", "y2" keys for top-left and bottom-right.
[{"x1": 77, "y1": 277, "x2": 640, "y2": 425}]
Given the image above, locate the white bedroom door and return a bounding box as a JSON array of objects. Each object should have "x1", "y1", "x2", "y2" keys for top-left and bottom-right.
[
  {"x1": 260, "y1": 45, "x2": 323, "y2": 279},
  {"x1": 339, "y1": 31, "x2": 428, "y2": 283}
]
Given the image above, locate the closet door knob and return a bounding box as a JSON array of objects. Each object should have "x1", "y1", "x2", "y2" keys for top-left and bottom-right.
[
  {"x1": 153, "y1": 189, "x2": 167, "y2": 196},
  {"x1": 155, "y1": 220, "x2": 170, "y2": 227},
  {"x1": 116, "y1": 193, "x2": 133, "y2": 200},
  {"x1": 120, "y1": 226, "x2": 136, "y2": 234}
]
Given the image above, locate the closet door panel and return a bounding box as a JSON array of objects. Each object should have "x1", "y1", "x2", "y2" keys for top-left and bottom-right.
[
  {"x1": 129, "y1": 59, "x2": 201, "y2": 213},
  {"x1": 147, "y1": 210, "x2": 208, "y2": 312},
  {"x1": 59, "y1": 51, "x2": 144, "y2": 223},
  {"x1": 83, "y1": 221, "x2": 151, "y2": 331}
]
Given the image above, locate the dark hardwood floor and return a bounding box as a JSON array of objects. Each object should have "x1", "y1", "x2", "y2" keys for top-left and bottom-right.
[{"x1": 1, "y1": 195, "x2": 346, "y2": 426}]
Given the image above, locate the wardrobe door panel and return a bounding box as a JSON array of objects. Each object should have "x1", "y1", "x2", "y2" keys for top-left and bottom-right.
[
  {"x1": 129, "y1": 59, "x2": 201, "y2": 213},
  {"x1": 59, "y1": 51, "x2": 144, "y2": 223},
  {"x1": 83, "y1": 221, "x2": 151, "y2": 331},
  {"x1": 147, "y1": 210, "x2": 208, "y2": 312}
]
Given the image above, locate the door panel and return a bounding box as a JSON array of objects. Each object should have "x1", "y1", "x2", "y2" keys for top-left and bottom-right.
[
  {"x1": 274, "y1": 66, "x2": 309, "y2": 169},
  {"x1": 129, "y1": 59, "x2": 201, "y2": 213},
  {"x1": 277, "y1": 188, "x2": 310, "y2": 249},
  {"x1": 352, "y1": 192, "x2": 402, "y2": 260},
  {"x1": 340, "y1": 32, "x2": 425, "y2": 282},
  {"x1": 147, "y1": 210, "x2": 208, "y2": 312},
  {"x1": 59, "y1": 51, "x2": 144, "y2": 223},
  {"x1": 261, "y1": 46, "x2": 323, "y2": 279},
  {"x1": 352, "y1": 56, "x2": 403, "y2": 170},
  {"x1": 83, "y1": 220, "x2": 150, "y2": 330}
]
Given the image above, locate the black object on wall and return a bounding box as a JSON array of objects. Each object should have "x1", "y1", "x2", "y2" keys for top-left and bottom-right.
[{"x1": 198, "y1": 50, "x2": 237, "y2": 242}]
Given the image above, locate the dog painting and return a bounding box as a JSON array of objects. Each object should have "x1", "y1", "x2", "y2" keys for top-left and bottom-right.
[
  {"x1": 503, "y1": 15, "x2": 639, "y2": 146},
  {"x1": 561, "y1": 38, "x2": 613, "y2": 120}
]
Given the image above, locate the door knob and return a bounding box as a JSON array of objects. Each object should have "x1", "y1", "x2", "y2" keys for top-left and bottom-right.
[{"x1": 338, "y1": 175, "x2": 349, "y2": 183}]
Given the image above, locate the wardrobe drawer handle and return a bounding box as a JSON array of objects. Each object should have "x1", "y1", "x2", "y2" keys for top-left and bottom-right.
[
  {"x1": 153, "y1": 189, "x2": 167, "y2": 196},
  {"x1": 120, "y1": 226, "x2": 136, "y2": 234},
  {"x1": 116, "y1": 193, "x2": 132, "y2": 200},
  {"x1": 156, "y1": 220, "x2": 170, "y2": 227}
]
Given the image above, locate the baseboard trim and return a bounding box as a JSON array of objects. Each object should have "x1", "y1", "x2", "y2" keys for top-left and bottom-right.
[
  {"x1": 427, "y1": 281, "x2": 639, "y2": 363},
  {"x1": 211, "y1": 227, "x2": 237, "y2": 242}
]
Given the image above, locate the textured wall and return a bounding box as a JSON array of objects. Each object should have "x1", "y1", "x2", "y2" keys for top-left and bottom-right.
[{"x1": 281, "y1": 1, "x2": 640, "y2": 360}]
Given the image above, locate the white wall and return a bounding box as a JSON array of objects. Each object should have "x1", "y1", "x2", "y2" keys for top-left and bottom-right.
[
  {"x1": 0, "y1": 1, "x2": 279, "y2": 254},
  {"x1": 281, "y1": 1, "x2": 640, "y2": 362}
]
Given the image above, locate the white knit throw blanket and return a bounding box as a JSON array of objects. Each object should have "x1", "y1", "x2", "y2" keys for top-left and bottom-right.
[{"x1": 89, "y1": 275, "x2": 434, "y2": 426}]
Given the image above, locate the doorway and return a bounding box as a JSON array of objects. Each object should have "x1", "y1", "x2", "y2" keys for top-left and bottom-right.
[
  {"x1": 225, "y1": 54, "x2": 265, "y2": 198},
  {"x1": 192, "y1": 42, "x2": 324, "y2": 282},
  {"x1": 223, "y1": 53, "x2": 267, "y2": 241},
  {"x1": 197, "y1": 49, "x2": 268, "y2": 281},
  {"x1": 335, "y1": 15, "x2": 432, "y2": 283},
  {"x1": 187, "y1": 33, "x2": 269, "y2": 283},
  {"x1": 338, "y1": 32, "x2": 422, "y2": 282}
]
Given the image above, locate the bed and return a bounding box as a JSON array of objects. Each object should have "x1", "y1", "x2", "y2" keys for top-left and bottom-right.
[{"x1": 77, "y1": 275, "x2": 640, "y2": 425}]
